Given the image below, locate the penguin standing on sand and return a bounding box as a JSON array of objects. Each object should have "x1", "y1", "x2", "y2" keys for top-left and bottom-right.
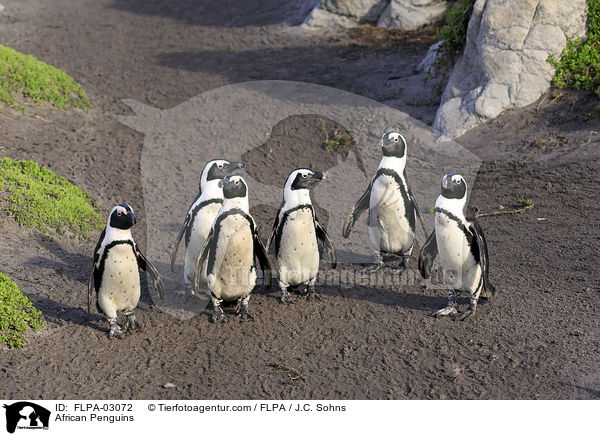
[
  {"x1": 267, "y1": 168, "x2": 336, "y2": 303},
  {"x1": 88, "y1": 204, "x2": 165, "y2": 338},
  {"x1": 193, "y1": 175, "x2": 271, "y2": 322},
  {"x1": 418, "y1": 174, "x2": 496, "y2": 319},
  {"x1": 170, "y1": 159, "x2": 244, "y2": 288},
  {"x1": 342, "y1": 131, "x2": 426, "y2": 273}
]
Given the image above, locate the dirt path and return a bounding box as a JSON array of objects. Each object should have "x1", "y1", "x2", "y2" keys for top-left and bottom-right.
[{"x1": 0, "y1": 0, "x2": 598, "y2": 399}]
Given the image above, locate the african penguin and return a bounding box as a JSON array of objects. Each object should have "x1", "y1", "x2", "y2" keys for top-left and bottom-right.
[
  {"x1": 170, "y1": 159, "x2": 244, "y2": 289},
  {"x1": 88, "y1": 204, "x2": 165, "y2": 338},
  {"x1": 267, "y1": 169, "x2": 337, "y2": 303},
  {"x1": 193, "y1": 175, "x2": 272, "y2": 322},
  {"x1": 418, "y1": 174, "x2": 496, "y2": 320},
  {"x1": 342, "y1": 131, "x2": 426, "y2": 273}
]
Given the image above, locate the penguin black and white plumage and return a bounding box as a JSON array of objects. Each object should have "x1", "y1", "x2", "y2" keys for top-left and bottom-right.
[
  {"x1": 170, "y1": 159, "x2": 244, "y2": 288},
  {"x1": 266, "y1": 169, "x2": 336, "y2": 303},
  {"x1": 418, "y1": 174, "x2": 496, "y2": 320},
  {"x1": 342, "y1": 131, "x2": 426, "y2": 273},
  {"x1": 193, "y1": 175, "x2": 272, "y2": 322},
  {"x1": 88, "y1": 204, "x2": 165, "y2": 338}
]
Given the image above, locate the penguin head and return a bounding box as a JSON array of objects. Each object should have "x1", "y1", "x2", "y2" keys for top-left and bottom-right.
[
  {"x1": 108, "y1": 203, "x2": 136, "y2": 230},
  {"x1": 441, "y1": 174, "x2": 467, "y2": 200},
  {"x1": 220, "y1": 174, "x2": 248, "y2": 199},
  {"x1": 201, "y1": 159, "x2": 245, "y2": 191},
  {"x1": 379, "y1": 131, "x2": 407, "y2": 158},
  {"x1": 287, "y1": 168, "x2": 325, "y2": 192}
]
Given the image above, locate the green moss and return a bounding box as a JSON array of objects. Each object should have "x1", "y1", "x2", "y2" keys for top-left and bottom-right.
[
  {"x1": 548, "y1": 0, "x2": 600, "y2": 113},
  {"x1": 0, "y1": 44, "x2": 90, "y2": 110},
  {"x1": 325, "y1": 133, "x2": 353, "y2": 152},
  {"x1": 0, "y1": 158, "x2": 103, "y2": 238},
  {"x1": 438, "y1": 0, "x2": 476, "y2": 56},
  {"x1": 0, "y1": 273, "x2": 43, "y2": 348}
]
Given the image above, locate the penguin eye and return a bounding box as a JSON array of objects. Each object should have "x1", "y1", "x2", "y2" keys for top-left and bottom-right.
[
  {"x1": 116, "y1": 211, "x2": 123, "y2": 216},
  {"x1": 235, "y1": 180, "x2": 239, "y2": 185},
  {"x1": 393, "y1": 137, "x2": 399, "y2": 142},
  {"x1": 302, "y1": 173, "x2": 308, "y2": 178},
  {"x1": 217, "y1": 163, "x2": 224, "y2": 169},
  {"x1": 454, "y1": 179, "x2": 461, "y2": 185}
]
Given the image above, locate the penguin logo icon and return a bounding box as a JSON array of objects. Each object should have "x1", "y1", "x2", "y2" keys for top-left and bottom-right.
[
  {"x1": 3, "y1": 402, "x2": 50, "y2": 433},
  {"x1": 116, "y1": 80, "x2": 482, "y2": 318}
]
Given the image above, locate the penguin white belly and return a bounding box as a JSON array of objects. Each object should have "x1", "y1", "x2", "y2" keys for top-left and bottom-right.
[
  {"x1": 98, "y1": 244, "x2": 140, "y2": 319},
  {"x1": 208, "y1": 215, "x2": 256, "y2": 301},
  {"x1": 184, "y1": 202, "x2": 222, "y2": 285},
  {"x1": 277, "y1": 209, "x2": 320, "y2": 286},
  {"x1": 368, "y1": 176, "x2": 412, "y2": 253},
  {"x1": 435, "y1": 216, "x2": 481, "y2": 293}
]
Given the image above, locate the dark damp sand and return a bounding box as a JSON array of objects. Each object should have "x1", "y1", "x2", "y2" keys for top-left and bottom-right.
[{"x1": 0, "y1": 0, "x2": 598, "y2": 399}]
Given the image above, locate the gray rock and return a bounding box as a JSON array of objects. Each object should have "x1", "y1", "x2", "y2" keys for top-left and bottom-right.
[
  {"x1": 303, "y1": 6, "x2": 361, "y2": 28},
  {"x1": 304, "y1": 0, "x2": 449, "y2": 29},
  {"x1": 378, "y1": 0, "x2": 450, "y2": 30},
  {"x1": 322, "y1": 0, "x2": 389, "y2": 22},
  {"x1": 433, "y1": 0, "x2": 587, "y2": 138}
]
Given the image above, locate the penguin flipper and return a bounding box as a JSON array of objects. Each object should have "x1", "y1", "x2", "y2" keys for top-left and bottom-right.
[
  {"x1": 170, "y1": 211, "x2": 193, "y2": 272},
  {"x1": 408, "y1": 185, "x2": 427, "y2": 237},
  {"x1": 136, "y1": 248, "x2": 165, "y2": 299},
  {"x1": 88, "y1": 228, "x2": 106, "y2": 313},
  {"x1": 471, "y1": 220, "x2": 495, "y2": 299},
  {"x1": 253, "y1": 230, "x2": 273, "y2": 287},
  {"x1": 315, "y1": 217, "x2": 337, "y2": 269},
  {"x1": 418, "y1": 230, "x2": 438, "y2": 279},
  {"x1": 87, "y1": 265, "x2": 95, "y2": 314},
  {"x1": 342, "y1": 182, "x2": 372, "y2": 238},
  {"x1": 266, "y1": 200, "x2": 284, "y2": 252},
  {"x1": 193, "y1": 229, "x2": 213, "y2": 294}
]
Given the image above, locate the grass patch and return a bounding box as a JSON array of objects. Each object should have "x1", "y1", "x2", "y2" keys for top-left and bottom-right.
[
  {"x1": 326, "y1": 133, "x2": 353, "y2": 151},
  {"x1": 548, "y1": 0, "x2": 600, "y2": 113},
  {"x1": 438, "y1": 0, "x2": 476, "y2": 58},
  {"x1": 0, "y1": 158, "x2": 103, "y2": 238},
  {"x1": 0, "y1": 273, "x2": 43, "y2": 348},
  {"x1": 0, "y1": 44, "x2": 91, "y2": 110}
]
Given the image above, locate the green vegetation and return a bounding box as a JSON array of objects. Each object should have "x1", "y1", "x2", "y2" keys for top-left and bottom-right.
[
  {"x1": 0, "y1": 158, "x2": 103, "y2": 238},
  {"x1": 325, "y1": 133, "x2": 353, "y2": 152},
  {"x1": 0, "y1": 44, "x2": 90, "y2": 110},
  {"x1": 438, "y1": 0, "x2": 476, "y2": 56},
  {"x1": 0, "y1": 273, "x2": 43, "y2": 348},
  {"x1": 548, "y1": 0, "x2": 600, "y2": 113}
]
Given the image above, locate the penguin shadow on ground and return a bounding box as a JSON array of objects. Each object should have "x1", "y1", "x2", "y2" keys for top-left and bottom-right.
[
  {"x1": 27, "y1": 293, "x2": 107, "y2": 334},
  {"x1": 311, "y1": 257, "x2": 453, "y2": 313},
  {"x1": 23, "y1": 234, "x2": 90, "y2": 284}
]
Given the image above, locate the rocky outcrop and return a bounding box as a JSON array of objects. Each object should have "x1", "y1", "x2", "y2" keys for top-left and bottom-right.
[
  {"x1": 378, "y1": 0, "x2": 450, "y2": 30},
  {"x1": 433, "y1": 0, "x2": 587, "y2": 138},
  {"x1": 304, "y1": 0, "x2": 452, "y2": 29}
]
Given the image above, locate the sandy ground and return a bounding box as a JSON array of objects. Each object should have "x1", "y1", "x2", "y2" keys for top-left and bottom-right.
[{"x1": 0, "y1": 0, "x2": 598, "y2": 399}]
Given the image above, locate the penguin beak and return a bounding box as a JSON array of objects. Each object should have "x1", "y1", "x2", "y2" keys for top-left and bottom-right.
[
  {"x1": 130, "y1": 213, "x2": 137, "y2": 225},
  {"x1": 314, "y1": 171, "x2": 325, "y2": 181},
  {"x1": 228, "y1": 161, "x2": 245, "y2": 171}
]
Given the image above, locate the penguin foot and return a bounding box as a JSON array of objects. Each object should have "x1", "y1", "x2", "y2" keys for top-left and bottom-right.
[
  {"x1": 387, "y1": 264, "x2": 407, "y2": 275},
  {"x1": 280, "y1": 290, "x2": 294, "y2": 304},
  {"x1": 125, "y1": 314, "x2": 139, "y2": 332},
  {"x1": 237, "y1": 307, "x2": 254, "y2": 322},
  {"x1": 108, "y1": 323, "x2": 123, "y2": 339},
  {"x1": 431, "y1": 305, "x2": 458, "y2": 318},
  {"x1": 457, "y1": 307, "x2": 476, "y2": 321},
  {"x1": 362, "y1": 263, "x2": 383, "y2": 272},
  {"x1": 211, "y1": 306, "x2": 225, "y2": 323},
  {"x1": 306, "y1": 288, "x2": 320, "y2": 300}
]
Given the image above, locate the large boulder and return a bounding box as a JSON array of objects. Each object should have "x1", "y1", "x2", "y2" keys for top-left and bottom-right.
[
  {"x1": 433, "y1": 0, "x2": 587, "y2": 138},
  {"x1": 304, "y1": 0, "x2": 388, "y2": 27},
  {"x1": 304, "y1": 0, "x2": 452, "y2": 29},
  {"x1": 378, "y1": 0, "x2": 450, "y2": 30}
]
